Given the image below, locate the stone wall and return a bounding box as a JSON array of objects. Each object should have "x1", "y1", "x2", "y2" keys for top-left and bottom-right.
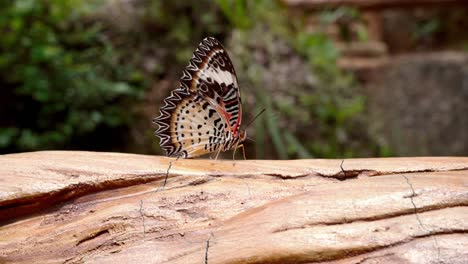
[{"x1": 363, "y1": 52, "x2": 468, "y2": 156}]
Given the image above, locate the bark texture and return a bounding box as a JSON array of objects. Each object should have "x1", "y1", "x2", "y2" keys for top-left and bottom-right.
[{"x1": 0, "y1": 151, "x2": 467, "y2": 263}]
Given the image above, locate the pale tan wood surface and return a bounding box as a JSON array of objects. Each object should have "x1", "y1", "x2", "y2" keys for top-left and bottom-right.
[{"x1": 0, "y1": 151, "x2": 467, "y2": 263}]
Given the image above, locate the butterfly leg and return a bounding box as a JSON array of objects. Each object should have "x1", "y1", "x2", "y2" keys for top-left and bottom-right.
[
  {"x1": 232, "y1": 144, "x2": 246, "y2": 160},
  {"x1": 239, "y1": 144, "x2": 246, "y2": 160},
  {"x1": 214, "y1": 145, "x2": 222, "y2": 160},
  {"x1": 232, "y1": 145, "x2": 237, "y2": 160}
]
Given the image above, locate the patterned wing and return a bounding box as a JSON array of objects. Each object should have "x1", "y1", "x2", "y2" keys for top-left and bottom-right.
[
  {"x1": 153, "y1": 37, "x2": 242, "y2": 158},
  {"x1": 180, "y1": 37, "x2": 242, "y2": 137}
]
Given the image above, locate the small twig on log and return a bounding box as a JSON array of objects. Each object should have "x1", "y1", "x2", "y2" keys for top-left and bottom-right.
[
  {"x1": 157, "y1": 157, "x2": 180, "y2": 192},
  {"x1": 340, "y1": 159, "x2": 346, "y2": 178}
]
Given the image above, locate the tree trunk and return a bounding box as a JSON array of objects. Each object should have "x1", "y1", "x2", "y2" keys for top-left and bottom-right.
[{"x1": 0, "y1": 151, "x2": 467, "y2": 263}]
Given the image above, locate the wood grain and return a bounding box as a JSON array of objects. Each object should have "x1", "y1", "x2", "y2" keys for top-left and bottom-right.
[{"x1": 0, "y1": 151, "x2": 467, "y2": 263}]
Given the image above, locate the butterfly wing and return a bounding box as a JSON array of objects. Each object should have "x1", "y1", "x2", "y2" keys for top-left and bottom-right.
[
  {"x1": 181, "y1": 37, "x2": 243, "y2": 137},
  {"x1": 153, "y1": 37, "x2": 242, "y2": 158}
]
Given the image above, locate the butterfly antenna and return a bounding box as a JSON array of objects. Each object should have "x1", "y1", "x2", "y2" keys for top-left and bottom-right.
[
  {"x1": 246, "y1": 137, "x2": 256, "y2": 143},
  {"x1": 244, "y1": 108, "x2": 266, "y2": 128}
]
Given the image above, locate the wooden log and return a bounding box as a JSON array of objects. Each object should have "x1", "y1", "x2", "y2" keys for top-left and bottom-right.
[{"x1": 0, "y1": 151, "x2": 467, "y2": 263}]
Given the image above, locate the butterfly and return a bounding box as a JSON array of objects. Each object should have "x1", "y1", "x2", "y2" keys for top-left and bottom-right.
[{"x1": 153, "y1": 37, "x2": 246, "y2": 159}]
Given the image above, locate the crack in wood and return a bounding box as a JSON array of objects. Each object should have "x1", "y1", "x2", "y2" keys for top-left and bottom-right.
[
  {"x1": 139, "y1": 200, "x2": 146, "y2": 238},
  {"x1": 272, "y1": 203, "x2": 468, "y2": 233},
  {"x1": 336, "y1": 230, "x2": 467, "y2": 264},
  {"x1": 263, "y1": 173, "x2": 316, "y2": 179},
  {"x1": 402, "y1": 175, "x2": 423, "y2": 225},
  {"x1": 76, "y1": 228, "x2": 110, "y2": 246},
  {"x1": 0, "y1": 176, "x2": 161, "y2": 223},
  {"x1": 354, "y1": 253, "x2": 396, "y2": 264},
  {"x1": 187, "y1": 178, "x2": 212, "y2": 186},
  {"x1": 363, "y1": 230, "x2": 467, "y2": 263},
  {"x1": 360, "y1": 167, "x2": 468, "y2": 178},
  {"x1": 402, "y1": 174, "x2": 441, "y2": 262},
  {"x1": 149, "y1": 177, "x2": 213, "y2": 195},
  {"x1": 150, "y1": 231, "x2": 188, "y2": 241},
  {"x1": 337, "y1": 165, "x2": 468, "y2": 180},
  {"x1": 67, "y1": 238, "x2": 126, "y2": 263},
  {"x1": 337, "y1": 163, "x2": 468, "y2": 180},
  {"x1": 305, "y1": 230, "x2": 466, "y2": 263}
]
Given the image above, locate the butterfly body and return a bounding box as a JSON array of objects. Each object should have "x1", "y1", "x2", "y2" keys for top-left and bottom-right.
[{"x1": 153, "y1": 37, "x2": 245, "y2": 159}]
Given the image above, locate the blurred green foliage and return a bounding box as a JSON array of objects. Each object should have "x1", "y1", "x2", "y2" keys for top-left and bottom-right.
[
  {"x1": 109, "y1": 0, "x2": 229, "y2": 154},
  {"x1": 0, "y1": 0, "x2": 388, "y2": 158},
  {"x1": 139, "y1": 0, "x2": 227, "y2": 65},
  {"x1": 0, "y1": 0, "x2": 144, "y2": 153},
  {"x1": 319, "y1": 6, "x2": 368, "y2": 42},
  {"x1": 412, "y1": 16, "x2": 442, "y2": 46}
]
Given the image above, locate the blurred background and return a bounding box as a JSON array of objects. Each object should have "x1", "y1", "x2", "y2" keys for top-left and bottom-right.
[{"x1": 1, "y1": 0, "x2": 467, "y2": 159}]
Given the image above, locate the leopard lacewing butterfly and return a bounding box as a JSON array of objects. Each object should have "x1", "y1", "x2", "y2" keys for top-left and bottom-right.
[{"x1": 153, "y1": 37, "x2": 246, "y2": 159}]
